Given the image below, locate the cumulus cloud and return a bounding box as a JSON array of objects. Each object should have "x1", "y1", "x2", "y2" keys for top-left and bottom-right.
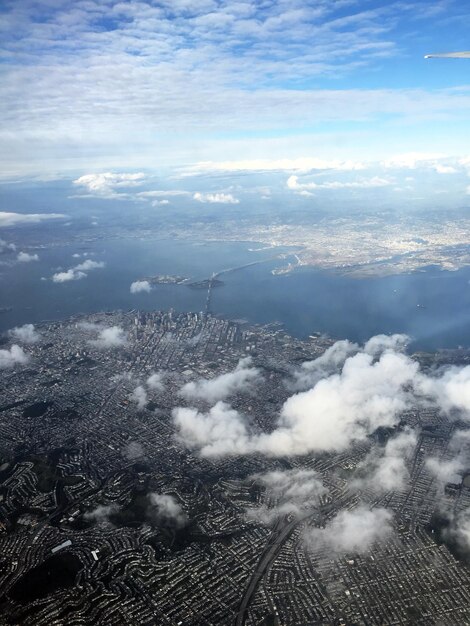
[
  {"x1": 52, "y1": 258, "x2": 105, "y2": 282},
  {"x1": 426, "y1": 456, "x2": 465, "y2": 485},
  {"x1": 305, "y1": 506, "x2": 394, "y2": 554},
  {"x1": 174, "y1": 347, "x2": 419, "y2": 457},
  {"x1": 416, "y1": 365, "x2": 470, "y2": 417},
  {"x1": 363, "y1": 333, "x2": 409, "y2": 356},
  {"x1": 354, "y1": 428, "x2": 418, "y2": 493},
  {"x1": 52, "y1": 269, "x2": 86, "y2": 282},
  {"x1": 292, "y1": 334, "x2": 407, "y2": 392},
  {"x1": 291, "y1": 339, "x2": 358, "y2": 391},
  {"x1": 172, "y1": 335, "x2": 426, "y2": 459},
  {"x1": 148, "y1": 493, "x2": 187, "y2": 528},
  {"x1": 73, "y1": 172, "x2": 145, "y2": 196},
  {"x1": 122, "y1": 441, "x2": 145, "y2": 461},
  {"x1": 254, "y1": 349, "x2": 419, "y2": 456},
  {"x1": 446, "y1": 509, "x2": 470, "y2": 555},
  {"x1": 179, "y1": 357, "x2": 261, "y2": 403},
  {"x1": 73, "y1": 259, "x2": 105, "y2": 271},
  {"x1": 248, "y1": 469, "x2": 327, "y2": 524},
  {"x1": 175, "y1": 332, "x2": 470, "y2": 460},
  {"x1": 84, "y1": 504, "x2": 118, "y2": 524},
  {"x1": 90, "y1": 326, "x2": 127, "y2": 349},
  {"x1": 130, "y1": 385, "x2": 148, "y2": 410},
  {"x1": 0, "y1": 239, "x2": 16, "y2": 254},
  {"x1": 130, "y1": 280, "x2": 151, "y2": 294},
  {"x1": 8, "y1": 323, "x2": 40, "y2": 344},
  {"x1": 0, "y1": 345, "x2": 29, "y2": 369},
  {"x1": 147, "y1": 372, "x2": 164, "y2": 392},
  {"x1": 193, "y1": 192, "x2": 239, "y2": 204},
  {"x1": 173, "y1": 401, "x2": 252, "y2": 457},
  {"x1": 0, "y1": 212, "x2": 66, "y2": 227},
  {"x1": 17, "y1": 251, "x2": 39, "y2": 262}
]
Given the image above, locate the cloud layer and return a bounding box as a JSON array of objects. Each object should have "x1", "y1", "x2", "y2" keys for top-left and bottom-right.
[
  {"x1": 2, "y1": 1, "x2": 469, "y2": 175},
  {"x1": 173, "y1": 335, "x2": 470, "y2": 459}
]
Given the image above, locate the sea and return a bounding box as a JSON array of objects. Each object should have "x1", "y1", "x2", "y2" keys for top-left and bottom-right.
[{"x1": 2, "y1": 236, "x2": 470, "y2": 351}]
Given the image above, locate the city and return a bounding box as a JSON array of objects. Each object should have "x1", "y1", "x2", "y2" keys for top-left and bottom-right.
[{"x1": 1, "y1": 310, "x2": 470, "y2": 624}]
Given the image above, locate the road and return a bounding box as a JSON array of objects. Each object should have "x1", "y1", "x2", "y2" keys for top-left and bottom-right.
[{"x1": 235, "y1": 495, "x2": 354, "y2": 626}]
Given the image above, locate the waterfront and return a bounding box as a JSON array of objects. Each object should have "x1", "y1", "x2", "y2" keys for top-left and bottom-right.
[{"x1": 2, "y1": 236, "x2": 470, "y2": 350}]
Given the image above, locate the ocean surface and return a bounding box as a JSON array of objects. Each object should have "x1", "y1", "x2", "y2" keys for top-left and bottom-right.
[{"x1": 2, "y1": 236, "x2": 470, "y2": 351}]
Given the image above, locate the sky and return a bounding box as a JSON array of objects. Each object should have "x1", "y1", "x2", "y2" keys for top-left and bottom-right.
[{"x1": 1, "y1": 0, "x2": 470, "y2": 199}]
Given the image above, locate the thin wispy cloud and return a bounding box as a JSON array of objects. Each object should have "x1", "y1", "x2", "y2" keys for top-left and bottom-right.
[{"x1": 0, "y1": 212, "x2": 66, "y2": 227}]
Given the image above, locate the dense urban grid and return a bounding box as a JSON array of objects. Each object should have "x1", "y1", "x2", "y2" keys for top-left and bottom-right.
[{"x1": 0, "y1": 310, "x2": 470, "y2": 625}]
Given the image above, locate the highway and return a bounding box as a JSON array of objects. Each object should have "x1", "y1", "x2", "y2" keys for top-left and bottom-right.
[
  {"x1": 235, "y1": 516, "x2": 298, "y2": 626},
  {"x1": 235, "y1": 495, "x2": 354, "y2": 626}
]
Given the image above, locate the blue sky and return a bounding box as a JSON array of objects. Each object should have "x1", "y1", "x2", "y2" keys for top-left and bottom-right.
[{"x1": 0, "y1": 0, "x2": 469, "y2": 198}]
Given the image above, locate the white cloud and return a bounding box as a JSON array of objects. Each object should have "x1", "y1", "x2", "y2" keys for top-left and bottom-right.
[
  {"x1": 136, "y1": 190, "x2": 190, "y2": 199},
  {"x1": 172, "y1": 335, "x2": 448, "y2": 459},
  {"x1": 173, "y1": 401, "x2": 252, "y2": 457},
  {"x1": 247, "y1": 469, "x2": 327, "y2": 524},
  {"x1": 90, "y1": 326, "x2": 127, "y2": 349},
  {"x1": 363, "y1": 333, "x2": 409, "y2": 356},
  {"x1": 179, "y1": 357, "x2": 260, "y2": 403},
  {"x1": 426, "y1": 456, "x2": 465, "y2": 485},
  {"x1": 190, "y1": 158, "x2": 366, "y2": 174},
  {"x1": 52, "y1": 269, "x2": 86, "y2": 282},
  {"x1": 381, "y1": 152, "x2": 447, "y2": 169},
  {"x1": 0, "y1": 345, "x2": 29, "y2": 369},
  {"x1": 17, "y1": 251, "x2": 39, "y2": 262},
  {"x1": 84, "y1": 504, "x2": 118, "y2": 524},
  {"x1": 122, "y1": 441, "x2": 145, "y2": 461},
  {"x1": 354, "y1": 428, "x2": 417, "y2": 493},
  {"x1": 1, "y1": 0, "x2": 470, "y2": 178},
  {"x1": 255, "y1": 349, "x2": 418, "y2": 456},
  {"x1": 449, "y1": 509, "x2": 470, "y2": 553},
  {"x1": 130, "y1": 280, "x2": 151, "y2": 294},
  {"x1": 8, "y1": 323, "x2": 41, "y2": 344},
  {"x1": 0, "y1": 212, "x2": 66, "y2": 227},
  {"x1": 0, "y1": 239, "x2": 16, "y2": 253},
  {"x1": 287, "y1": 174, "x2": 391, "y2": 191},
  {"x1": 433, "y1": 164, "x2": 457, "y2": 174},
  {"x1": 193, "y1": 192, "x2": 239, "y2": 204},
  {"x1": 148, "y1": 493, "x2": 187, "y2": 528},
  {"x1": 291, "y1": 339, "x2": 358, "y2": 391},
  {"x1": 147, "y1": 372, "x2": 164, "y2": 392},
  {"x1": 73, "y1": 259, "x2": 105, "y2": 271},
  {"x1": 130, "y1": 385, "x2": 148, "y2": 410},
  {"x1": 73, "y1": 172, "x2": 145, "y2": 196},
  {"x1": 305, "y1": 506, "x2": 393, "y2": 554},
  {"x1": 51, "y1": 258, "x2": 105, "y2": 282},
  {"x1": 416, "y1": 365, "x2": 470, "y2": 417}
]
